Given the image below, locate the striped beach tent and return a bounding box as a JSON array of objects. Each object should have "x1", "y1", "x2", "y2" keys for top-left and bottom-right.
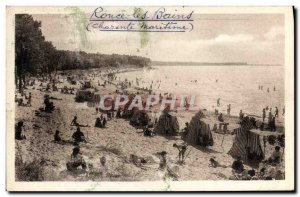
[{"x1": 228, "y1": 117, "x2": 263, "y2": 161}]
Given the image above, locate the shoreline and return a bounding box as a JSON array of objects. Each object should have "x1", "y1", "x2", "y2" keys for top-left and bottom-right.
[{"x1": 14, "y1": 68, "x2": 285, "y2": 181}]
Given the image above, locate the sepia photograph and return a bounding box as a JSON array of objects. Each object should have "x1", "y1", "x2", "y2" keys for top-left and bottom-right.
[{"x1": 6, "y1": 6, "x2": 294, "y2": 191}]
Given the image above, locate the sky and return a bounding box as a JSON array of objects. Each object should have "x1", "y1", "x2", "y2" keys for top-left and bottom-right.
[{"x1": 33, "y1": 10, "x2": 285, "y2": 65}]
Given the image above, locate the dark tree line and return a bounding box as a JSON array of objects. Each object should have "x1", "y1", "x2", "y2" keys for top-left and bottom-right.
[
  {"x1": 56, "y1": 50, "x2": 151, "y2": 70},
  {"x1": 15, "y1": 14, "x2": 151, "y2": 92}
]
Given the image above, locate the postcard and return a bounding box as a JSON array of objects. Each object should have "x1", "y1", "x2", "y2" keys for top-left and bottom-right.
[{"x1": 6, "y1": 6, "x2": 294, "y2": 191}]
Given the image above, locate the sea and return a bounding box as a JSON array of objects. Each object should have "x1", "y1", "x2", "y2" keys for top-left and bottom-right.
[{"x1": 115, "y1": 65, "x2": 285, "y2": 119}]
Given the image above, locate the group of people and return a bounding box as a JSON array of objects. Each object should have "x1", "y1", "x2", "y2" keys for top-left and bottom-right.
[
  {"x1": 15, "y1": 92, "x2": 32, "y2": 107},
  {"x1": 262, "y1": 106, "x2": 282, "y2": 132},
  {"x1": 258, "y1": 85, "x2": 276, "y2": 92},
  {"x1": 230, "y1": 147, "x2": 284, "y2": 180},
  {"x1": 61, "y1": 86, "x2": 75, "y2": 94},
  {"x1": 94, "y1": 114, "x2": 107, "y2": 128}
]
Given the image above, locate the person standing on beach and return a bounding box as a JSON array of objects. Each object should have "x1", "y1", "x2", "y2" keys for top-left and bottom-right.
[
  {"x1": 275, "y1": 107, "x2": 279, "y2": 118},
  {"x1": 26, "y1": 92, "x2": 32, "y2": 107},
  {"x1": 227, "y1": 104, "x2": 231, "y2": 115},
  {"x1": 54, "y1": 130, "x2": 62, "y2": 142},
  {"x1": 217, "y1": 98, "x2": 220, "y2": 107},
  {"x1": 270, "y1": 117, "x2": 276, "y2": 132},
  {"x1": 268, "y1": 110, "x2": 273, "y2": 128},
  {"x1": 283, "y1": 106, "x2": 285, "y2": 116},
  {"x1": 102, "y1": 117, "x2": 107, "y2": 128},
  {"x1": 15, "y1": 121, "x2": 26, "y2": 140},
  {"x1": 267, "y1": 88, "x2": 269, "y2": 93},
  {"x1": 239, "y1": 110, "x2": 244, "y2": 120},
  {"x1": 262, "y1": 108, "x2": 266, "y2": 122}
]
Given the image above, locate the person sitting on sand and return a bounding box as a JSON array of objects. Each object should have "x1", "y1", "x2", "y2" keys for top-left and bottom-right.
[
  {"x1": 181, "y1": 122, "x2": 189, "y2": 139},
  {"x1": 209, "y1": 157, "x2": 226, "y2": 168},
  {"x1": 268, "y1": 146, "x2": 282, "y2": 163},
  {"x1": 95, "y1": 117, "x2": 102, "y2": 128},
  {"x1": 209, "y1": 157, "x2": 218, "y2": 168},
  {"x1": 218, "y1": 113, "x2": 224, "y2": 122},
  {"x1": 25, "y1": 92, "x2": 32, "y2": 107},
  {"x1": 116, "y1": 109, "x2": 122, "y2": 118},
  {"x1": 215, "y1": 109, "x2": 219, "y2": 115},
  {"x1": 66, "y1": 147, "x2": 87, "y2": 171},
  {"x1": 72, "y1": 127, "x2": 86, "y2": 143},
  {"x1": 46, "y1": 83, "x2": 51, "y2": 92},
  {"x1": 143, "y1": 126, "x2": 153, "y2": 137},
  {"x1": 107, "y1": 112, "x2": 112, "y2": 120},
  {"x1": 18, "y1": 98, "x2": 24, "y2": 106},
  {"x1": 158, "y1": 151, "x2": 167, "y2": 170},
  {"x1": 15, "y1": 121, "x2": 26, "y2": 140},
  {"x1": 54, "y1": 130, "x2": 61, "y2": 142},
  {"x1": 232, "y1": 156, "x2": 244, "y2": 174},
  {"x1": 44, "y1": 95, "x2": 54, "y2": 112},
  {"x1": 27, "y1": 92, "x2": 32, "y2": 106},
  {"x1": 71, "y1": 116, "x2": 78, "y2": 126}
]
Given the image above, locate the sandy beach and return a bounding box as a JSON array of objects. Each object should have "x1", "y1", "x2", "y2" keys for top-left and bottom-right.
[{"x1": 14, "y1": 67, "x2": 285, "y2": 182}]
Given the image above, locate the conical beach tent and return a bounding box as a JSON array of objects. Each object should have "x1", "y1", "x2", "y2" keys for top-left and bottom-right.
[
  {"x1": 153, "y1": 110, "x2": 179, "y2": 135},
  {"x1": 130, "y1": 110, "x2": 149, "y2": 127},
  {"x1": 185, "y1": 110, "x2": 213, "y2": 147}
]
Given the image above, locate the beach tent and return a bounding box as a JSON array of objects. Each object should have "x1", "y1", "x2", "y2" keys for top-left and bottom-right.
[
  {"x1": 130, "y1": 110, "x2": 149, "y2": 127},
  {"x1": 228, "y1": 117, "x2": 264, "y2": 162},
  {"x1": 185, "y1": 111, "x2": 214, "y2": 147},
  {"x1": 153, "y1": 110, "x2": 179, "y2": 135}
]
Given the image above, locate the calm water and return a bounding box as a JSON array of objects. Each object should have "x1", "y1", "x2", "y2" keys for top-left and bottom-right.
[{"x1": 116, "y1": 65, "x2": 285, "y2": 118}]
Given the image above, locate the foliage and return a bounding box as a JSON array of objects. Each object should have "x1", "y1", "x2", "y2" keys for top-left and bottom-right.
[{"x1": 15, "y1": 14, "x2": 151, "y2": 92}]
